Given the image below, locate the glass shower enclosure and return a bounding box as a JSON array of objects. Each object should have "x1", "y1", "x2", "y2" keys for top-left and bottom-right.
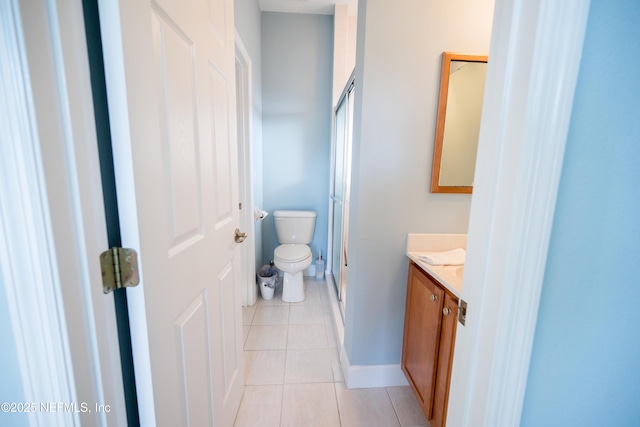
[{"x1": 330, "y1": 76, "x2": 354, "y2": 317}]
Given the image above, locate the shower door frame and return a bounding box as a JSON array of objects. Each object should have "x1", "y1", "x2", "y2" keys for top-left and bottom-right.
[{"x1": 328, "y1": 73, "x2": 355, "y2": 319}]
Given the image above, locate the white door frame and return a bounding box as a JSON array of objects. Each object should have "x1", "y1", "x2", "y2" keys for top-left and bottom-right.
[
  {"x1": 0, "y1": 0, "x2": 126, "y2": 425},
  {"x1": 235, "y1": 31, "x2": 258, "y2": 307},
  {"x1": 448, "y1": 0, "x2": 591, "y2": 425}
]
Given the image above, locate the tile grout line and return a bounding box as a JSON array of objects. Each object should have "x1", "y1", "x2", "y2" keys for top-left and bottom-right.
[
  {"x1": 333, "y1": 381, "x2": 343, "y2": 426},
  {"x1": 386, "y1": 386, "x2": 404, "y2": 427},
  {"x1": 241, "y1": 281, "x2": 343, "y2": 426},
  {"x1": 282, "y1": 304, "x2": 290, "y2": 386},
  {"x1": 279, "y1": 303, "x2": 290, "y2": 426}
]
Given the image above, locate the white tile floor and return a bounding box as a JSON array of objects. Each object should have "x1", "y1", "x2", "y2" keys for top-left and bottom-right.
[{"x1": 235, "y1": 278, "x2": 429, "y2": 427}]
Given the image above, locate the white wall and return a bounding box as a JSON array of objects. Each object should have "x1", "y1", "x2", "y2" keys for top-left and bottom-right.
[
  {"x1": 344, "y1": 0, "x2": 495, "y2": 366},
  {"x1": 261, "y1": 12, "x2": 334, "y2": 265},
  {"x1": 332, "y1": 4, "x2": 357, "y2": 105}
]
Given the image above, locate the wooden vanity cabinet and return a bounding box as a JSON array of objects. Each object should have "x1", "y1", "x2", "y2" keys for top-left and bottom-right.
[{"x1": 401, "y1": 261, "x2": 458, "y2": 427}]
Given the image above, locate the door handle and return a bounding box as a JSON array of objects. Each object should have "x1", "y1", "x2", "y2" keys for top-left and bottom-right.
[{"x1": 234, "y1": 228, "x2": 247, "y2": 243}]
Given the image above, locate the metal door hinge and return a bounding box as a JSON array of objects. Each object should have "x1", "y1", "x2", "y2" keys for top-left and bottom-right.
[
  {"x1": 458, "y1": 299, "x2": 468, "y2": 326},
  {"x1": 100, "y1": 248, "x2": 140, "y2": 294}
]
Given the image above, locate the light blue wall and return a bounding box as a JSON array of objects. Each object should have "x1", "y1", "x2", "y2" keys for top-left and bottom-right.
[
  {"x1": 261, "y1": 12, "x2": 333, "y2": 264},
  {"x1": 234, "y1": 0, "x2": 265, "y2": 272},
  {"x1": 0, "y1": 279, "x2": 28, "y2": 427},
  {"x1": 345, "y1": 0, "x2": 494, "y2": 366},
  {"x1": 520, "y1": 1, "x2": 640, "y2": 425}
]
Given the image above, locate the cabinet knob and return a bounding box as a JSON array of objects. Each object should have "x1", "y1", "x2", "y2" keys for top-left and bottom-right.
[
  {"x1": 430, "y1": 294, "x2": 438, "y2": 302},
  {"x1": 443, "y1": 307, "x2": 452, "y2": 316}
]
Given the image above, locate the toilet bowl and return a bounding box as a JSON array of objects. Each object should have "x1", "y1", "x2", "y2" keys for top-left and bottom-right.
[
  {"x1": 274, "y1": 244, "x2": 312, "y2": 302},
  {"x1": 272, "y1": 210, "x2": 317, "y2": 302}
]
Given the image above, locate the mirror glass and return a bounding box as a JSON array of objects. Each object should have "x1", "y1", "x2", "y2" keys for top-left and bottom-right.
[{"x1": 431, "y1": 52, "x2": 488, "y2": 193}]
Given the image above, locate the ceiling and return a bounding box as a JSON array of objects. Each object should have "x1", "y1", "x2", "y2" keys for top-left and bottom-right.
[{"x1": 258, "y1": 0, "x2": 357, "y2": 15}]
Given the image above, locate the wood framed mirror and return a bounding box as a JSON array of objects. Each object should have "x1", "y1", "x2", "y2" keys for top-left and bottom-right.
[{"x1": 431, "y1": 52, "x2": 488, "y2": 194}]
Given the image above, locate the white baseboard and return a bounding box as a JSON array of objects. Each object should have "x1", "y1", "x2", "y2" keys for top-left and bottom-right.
[
  {"x1": 321, "y1": 274, "x2": 408, "y2": 389},
  {"x1": 340, "y1": 346, "x2": 409, "y2": 389}
]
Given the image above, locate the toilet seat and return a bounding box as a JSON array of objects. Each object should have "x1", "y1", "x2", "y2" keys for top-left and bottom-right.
[{"x1": 274, "y1": 244, "x2": 311, "y2": 263}]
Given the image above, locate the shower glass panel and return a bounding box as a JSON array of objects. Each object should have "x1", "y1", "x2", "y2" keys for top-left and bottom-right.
[
  {"x1": 331, "y1": 78, "x2": 354, "y2": 316},
  {"x1": 332, "y1": 98, "x2": 346, "y2": 303}
]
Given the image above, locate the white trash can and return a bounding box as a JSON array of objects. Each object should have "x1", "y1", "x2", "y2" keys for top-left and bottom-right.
[{"x1": 257, "y1": 265, "x2": 278, "y2": 300}]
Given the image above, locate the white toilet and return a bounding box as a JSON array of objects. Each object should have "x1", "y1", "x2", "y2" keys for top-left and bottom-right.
[{"x1": 273, "y1": 210, "x2": 317, "y2": 302}]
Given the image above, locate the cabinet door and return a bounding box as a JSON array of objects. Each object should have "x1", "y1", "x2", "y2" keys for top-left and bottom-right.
[
  {"x1": 401, "y1": 264, "x2": 444, "y2": 418},
  {"x1": 431, "y1": 293, "x2": 459, "y2": 427}
]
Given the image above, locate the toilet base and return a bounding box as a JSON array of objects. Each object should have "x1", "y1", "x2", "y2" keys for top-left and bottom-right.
[{"x1": 281, "y1": 271, "x2": 305, "y2": 302}]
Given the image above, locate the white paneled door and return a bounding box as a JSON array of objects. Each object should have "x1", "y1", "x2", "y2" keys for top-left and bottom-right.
[{"x1": 100, "y1": 0, "x2": 244, "y2": 425}]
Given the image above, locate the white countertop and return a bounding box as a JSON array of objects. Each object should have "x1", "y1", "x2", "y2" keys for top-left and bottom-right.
[
  {"x1": 406, "y1": 253, "x2": 463, "y2": 298},
  {"x1": 406, "y1": 233, "x2": 467, "y2": 298}
]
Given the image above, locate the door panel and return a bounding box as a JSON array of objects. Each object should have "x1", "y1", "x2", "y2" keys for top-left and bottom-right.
[
  {"x1": 402, "y1": 264, "x2": 444, "y2": 418},
  {"x1": 151, "y1": 11, "x2": 204, "y2": 252},
  {"x1": 100, "y1": 0, "x2": 243, "y2": 425},
  {"x1": 208, "y1": 0, "x2": 228, "y2": 43},
  {"x1": 176, "y1": 296, "x2": 212, "y2": 426},
  {"x1": 209, "y1": 65, "x2": 234, "y2": 223},
  {"x1": 217, "y1": 262, "x2": 240, "y2": 392}
]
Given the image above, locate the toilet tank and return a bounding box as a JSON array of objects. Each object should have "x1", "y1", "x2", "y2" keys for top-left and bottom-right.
[{"x1": 273, "y1": 210, "x2": 317, "y2": 244}]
